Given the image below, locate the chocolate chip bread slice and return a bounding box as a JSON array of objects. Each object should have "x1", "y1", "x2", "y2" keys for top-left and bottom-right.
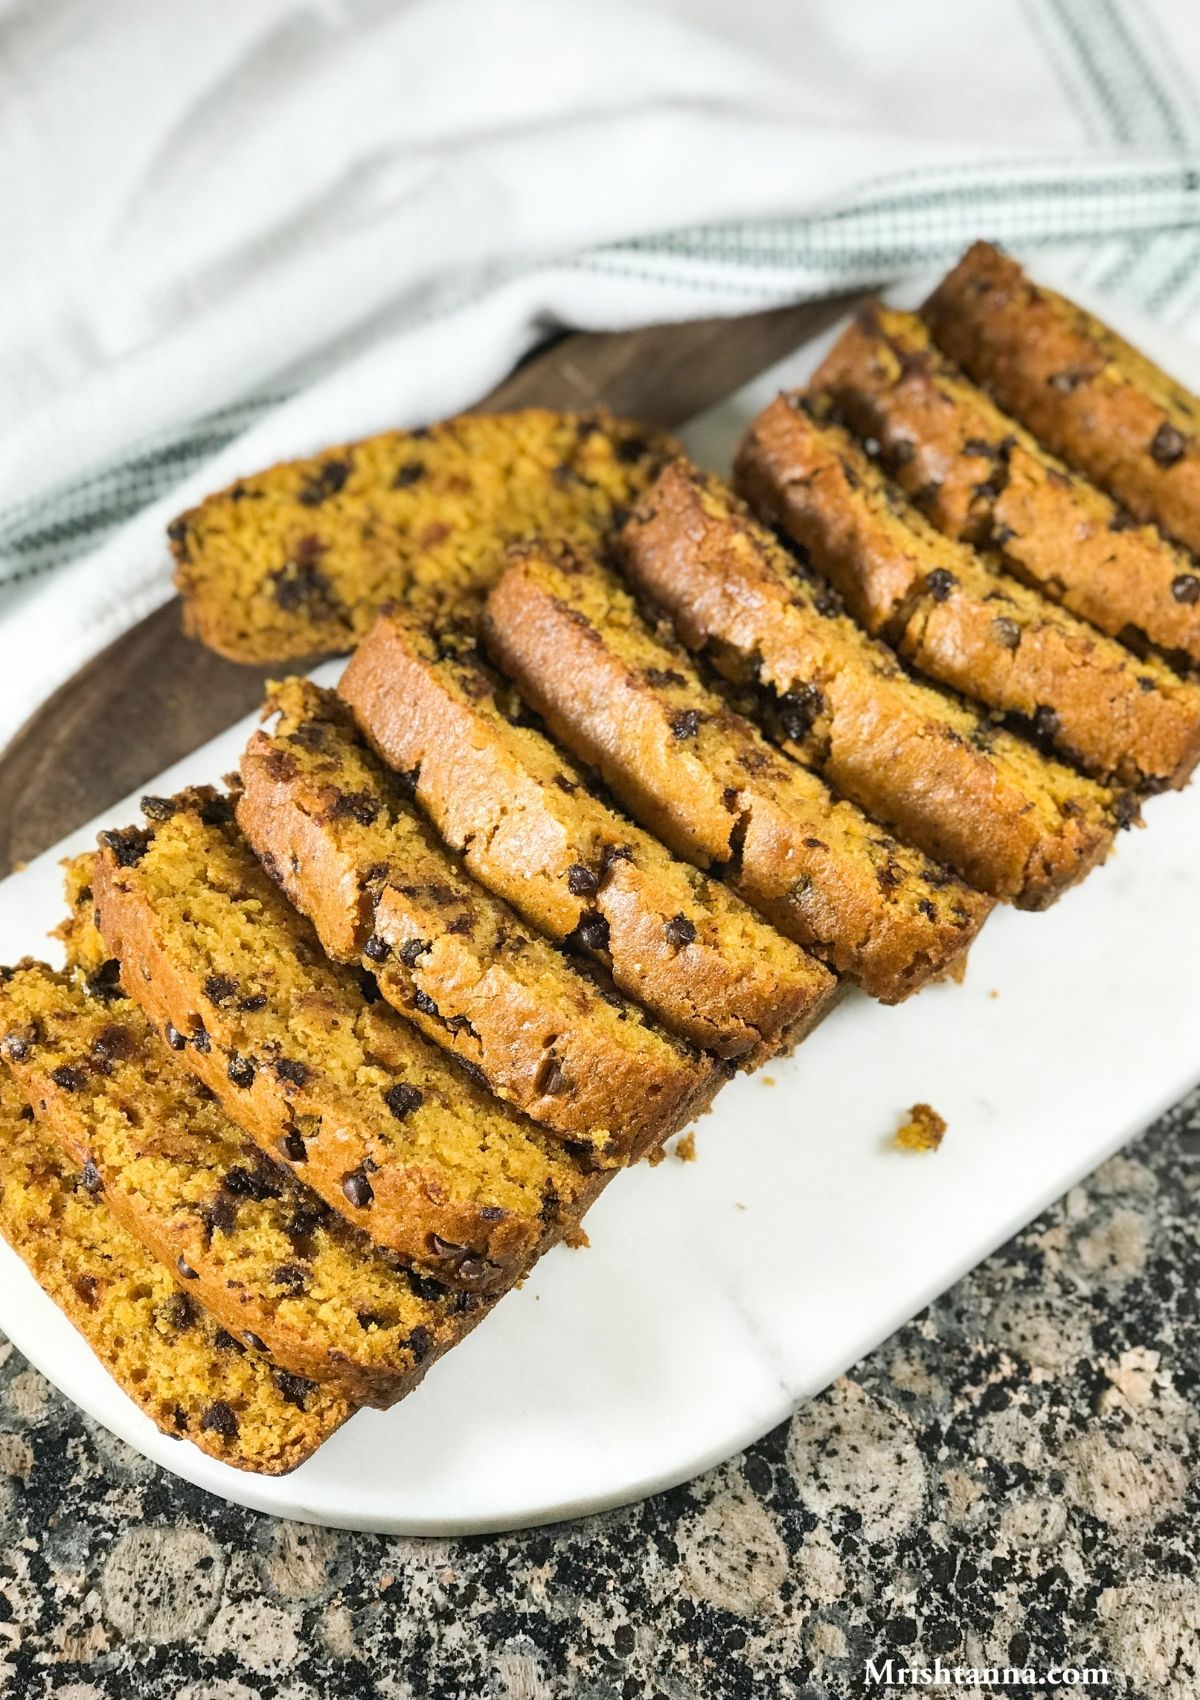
[
  {"x1": 736, "y1": 397, "x2": 1198, "y2": 793},
  {"x1": 923, "y1": 241, "x2": 1200, "y2": 555},
  {"x1": 811, "y1": 304, "x2": 1200, "y2": 668},
  {"x1": 340, "y1": 609, "x2": 837, "y2": 1055},
  {"x1": 481, "y1": 549, "x2": 992, "y2": 1000},
  {"x1": 237, "y1": 679, "x2": 718, "y2": 1157},
  {"x1": 0, "y1": 1071, "x2": 352, "y2": 1474},
  {"x1": 92, "y1": 791, "x2": 606, "y2": 1295},
  {"x1": 170, "y1": 409, "x2": 674, "y2": 663},
  {"x1": 1, "y1": 932, "x2": 495, "y2": 1409}
]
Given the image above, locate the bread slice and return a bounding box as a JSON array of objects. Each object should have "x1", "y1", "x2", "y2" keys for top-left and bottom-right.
[
  {"x1": 237, "y1": 679, "x2": 719, "y2": 1159},
  {"x1": 481, "y1": 548, "x2": 992, "y2": 1000},
  {"x1": 340, "y1": 608, "x2": 837, "y2": 1058},
  {"x1": 0, "y1": 1070, "x2": 352, "y2": 1474},
  {"x1": 923, "y1": 241, "x2": 1200, "y2": 555},
  {"x1": 735, "y1": 398, "x2": 1198, "y2": 793},
  {"x1": 170, "y1": 409, "x2": 674, "y2": 662},
  {"x1": 1, "y1": 911, "x2": 496, "y2": 1409},
  {"x1": 92, "y1": 791, "x2": 607, "y2": 1294},
  {"x1": 811, "y1": 303, "x2": 1200, "y2": 668}
]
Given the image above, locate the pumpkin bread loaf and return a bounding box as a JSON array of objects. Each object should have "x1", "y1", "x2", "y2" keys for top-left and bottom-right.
[
  {"x1": 170, "y1": 409, "x2": 674, "y2": 663},
  {"x1": 481, "y1": 548, "x2": 992, "y2": 999},
  {"x1": 0, "y1": 942, "x2": 495, "y2": 1410},
  {"x1": 811, "y1": 303, "x2": 1200, "y2": 667},
  {"x1": 0, "y1": 1071, "x2": 352, "y2": 1474},
  {"x1": 237, "y1": 679, "x2": 718, "y2": 1158},
  {"x1": 92, "y1": 790, "x2": 607, "y2": 1295},
  {"x1": 340, "y1": 608, "x2": 837, "y2": 1058},
  {"x1": 735, "y1": 397, "x2": 1198, "y2": 792},
  {"x1": 923, "y1": 241, "x2": 1200, "y2": 555}
]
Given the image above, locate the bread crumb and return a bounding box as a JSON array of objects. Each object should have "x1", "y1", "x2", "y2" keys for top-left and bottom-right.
[
  {"x1": 760, "y1": 1074, "x2": 776, "y2": 1087},
  {"x1": 674, "y1": 1130, "x2": 697, "y2": 1163},
  {"x1": 646, "y1": 1144, "x2": 667, "y2": 1167},
  {"x1": 734, "y1": 1202, "x2": 746, "y2": 1211},
  {"x1": 563, "y1": 1225, "x2": 590, "y2": 1250},
  {"x1": 893, "y1": 1102, "x2": 947, "y2": 1153},
  {"x1": 989, "y1": 988, "x2": 999, "y2": 999}
]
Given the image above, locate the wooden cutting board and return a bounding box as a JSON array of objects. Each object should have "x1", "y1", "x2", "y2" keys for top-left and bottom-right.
[{"x1": 0, "y1": 295, "x2": 861, "y2": 876}]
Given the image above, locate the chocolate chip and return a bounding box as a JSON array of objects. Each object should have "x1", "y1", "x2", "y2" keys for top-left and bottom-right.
[
  {"x1": 222, "y1": 1165, "x2": 278, "y2": 1202},
  {"x1": 164, "y1": 1022, "x2": 187, "y2": 1052},
  {"x1": 203, "y1": 974, "x2": 238, "y2": 1006},
  {"x1": 412, "y1": 989, "x2": 439, "y2": 1019},
  {"x1": 342, "y1": 1168, "x2": 374, "y2": 1208},
  {"x1": 536, "y1": 1057, "x2": 566, "y2": 1096},
  {"x1": 384, "y1": 1083, "x2": 424, "y2": 1120},
  {"x1": 1151, "y1": 422, "x2": 1188, "y2": 467},
  {"x1": 643, "y1": 667, "x2": 686, "y2": 688},
  {"x1": 272, "y1": 1263, "x2": 309, "y2": 1295},
  {"x1": 190, "y1": 1023, "x2": 212, "y2": 1055},
  {"x1": 1172, "y1": 573, "x2": 1200, "y2": 605},
  {"x1": 272, "y1": 1371, "x2": 315, "y2": 1410},
  {"x1": 98, "y1": 827, "x2": 150, "y2": 868},
  {"x1": 669, "y1": 709, "x2": 702, "y2": 740},
  {"x1": 992, "y1": 616, "x2": 1021, "y2": 649},
  {"x1": 278, "y1": 1129, "x2": 308, "y2": 1164},
  {"x1": 200, "y1": 1401, "x2": 239, "y2": 1438},
  {"x1": 243, "y1": 1332, "x2": 268, "y2": 1354},
  {"x1": 1049, "y1": 368, "x2": 1086, "y2": 393},
  {"x1": 80, "y1": 1160, "x2": 104, "y2": 1194},
  {"x1": 573, "y1": 913, "x2": 610, "y2": 954},
  {"x1": 140, "y1": 795, "x2": 177, "y2": 821},
  {"x1": 331, "y1": 790, "x2": 381, "y2": 825},
  {"x1": 917, "y1": 898, "x2": 937, "y2": 919},
  {"x1": 925, "y1": 568, "x2": 956, "y2": 602},
  {"x1": 392, "y1": 460, "x2": 425, "y2": 487},
  {"x1": 273, "y1": 1057, "x2": 309, "y2": 1087},
  {"x1": 165, "y1": 1291, "x2": 196, "y2": 1332},
  {"x1": 177, "y1": 1256, "x2": 199, "y2": 1281},
  {"x1": 775, "y1": 684, "x2": 825, "y2": 743},
  {"x1": 226, "y1": 1052, "x2": 256, "y2": 1089},
  {"x1": 397, "y1": 938, "x2": 428, "y2": 966},
  {"x1": 297, "y1": 458, "x2": 351, "y2": 506},
  {"x1": 566, "y1": 863, "x2": 599, "y2": 897},
  {"x1": 50, "y1": 1064, "x2": 87, "y2": 1092},
  {"x1": 406, "y1": 1270, "x2": 447, "y2": 1302},
  {"x1": 83, "y1": 959, "x2": 122, "y2": 1003},
  {"x1": 664, "y1": 913, "x2": 696, "y2": 949},
  {"x1": 0, "y1": 1026, "x2": 36, "y2": 1062},
  {"x1": 238, "y1": 993, "x2": 267, "y2": 1012},
  {"x1": 407, "y1": 1325, "x2": 433, "y2": 1363},
  {"x1": 73, "y1": 1274, "x2": 99, "y2": 1309},
  {"x1": 271, "y1": 557, "x2": 332, "y2": 612},
  {"x1": 92, "y1": 1025, "x2": 135, "y2": 1067},
  {"x1": 364, "y1": 934, "x2": 391, "y2": 963},
  {"x1": 1113, "y1": 791, "x2": 1141, "y2": 829},
  {"x1": 203, "y1": 1194, "x2": 238, "y2": 1239}
]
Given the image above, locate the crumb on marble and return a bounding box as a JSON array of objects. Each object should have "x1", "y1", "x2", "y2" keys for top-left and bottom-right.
[
  {"x1": 647, "y1": 1143, "x2": 667, "y2": 1167},
  {"x1": 674, "y1": 1130, "x2": 697, "y2": 1163},
  {"x1": 760, "y1": 1075, "x2": 776, "y2": 1087},
  {"x1": 894, "y1": 1103, "x2": 947, "y2": 1154}
]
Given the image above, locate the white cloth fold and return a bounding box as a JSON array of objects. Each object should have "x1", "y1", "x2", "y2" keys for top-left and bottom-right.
[{"x1": 2, "y1": 0, "x2": 1200, "y2": 746}]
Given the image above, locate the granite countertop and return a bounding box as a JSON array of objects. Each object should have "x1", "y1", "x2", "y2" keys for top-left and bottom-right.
[{"x1": 0, "y1": 1090, "x2": 1197, "y2": 1700}]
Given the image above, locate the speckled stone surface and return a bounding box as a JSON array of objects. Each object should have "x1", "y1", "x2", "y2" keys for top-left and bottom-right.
[{"x1": 1, "y1": 1091, "x2": 1198, "y2": 1700}]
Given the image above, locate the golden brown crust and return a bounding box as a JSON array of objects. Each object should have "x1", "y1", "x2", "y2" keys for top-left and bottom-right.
[
  {"x1": 340, "y1": 610, "x2": 837, "y2": 1059},
  {"x1": 736, "y1": 397, "x2": 1196, "y2": 793},
  {"x1": 236, "y1": 680, "x2": 718, "y2": 1160},
  {"x1": 811, "y1": 303, "x2": 1200, "y2": 668},
  {"x1": 481, "y1": 547, "x2": 992, "y2": 999},
  {"x1": 923, "y1": 241, "x2": 1200, "y2": 555},
  {"x1": 0, "y1": 953, "x2": 495, "y2": 1409},
  {"x1": 0, "y1": 1072, "x2": 353, "y2": 1474},
  {"x1": 170, "y1": 409, "x2": 675, "y2": 663},
  {"x1": 92, "y1": 792, "x2": 605, "y2": 1295}
]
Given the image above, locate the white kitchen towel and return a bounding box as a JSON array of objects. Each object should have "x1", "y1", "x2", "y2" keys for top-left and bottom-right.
[{"x1": 2, "y1": 0, "x2": 1200, "y2": 747}]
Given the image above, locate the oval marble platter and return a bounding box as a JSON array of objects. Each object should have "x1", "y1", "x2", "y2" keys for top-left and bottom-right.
[{"x1": 1, "y1": 288, "x2": 1198, "y2": 1535}]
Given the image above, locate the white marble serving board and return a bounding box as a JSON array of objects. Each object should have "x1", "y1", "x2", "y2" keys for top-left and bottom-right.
[{"x1": 0, "y1": 284, "x2": 1197, "y2": 1535}]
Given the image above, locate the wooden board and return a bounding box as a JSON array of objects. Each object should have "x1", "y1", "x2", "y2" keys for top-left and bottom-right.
[{"x1": 0, "y1": 294, "x2": 862, "y2": 877}]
